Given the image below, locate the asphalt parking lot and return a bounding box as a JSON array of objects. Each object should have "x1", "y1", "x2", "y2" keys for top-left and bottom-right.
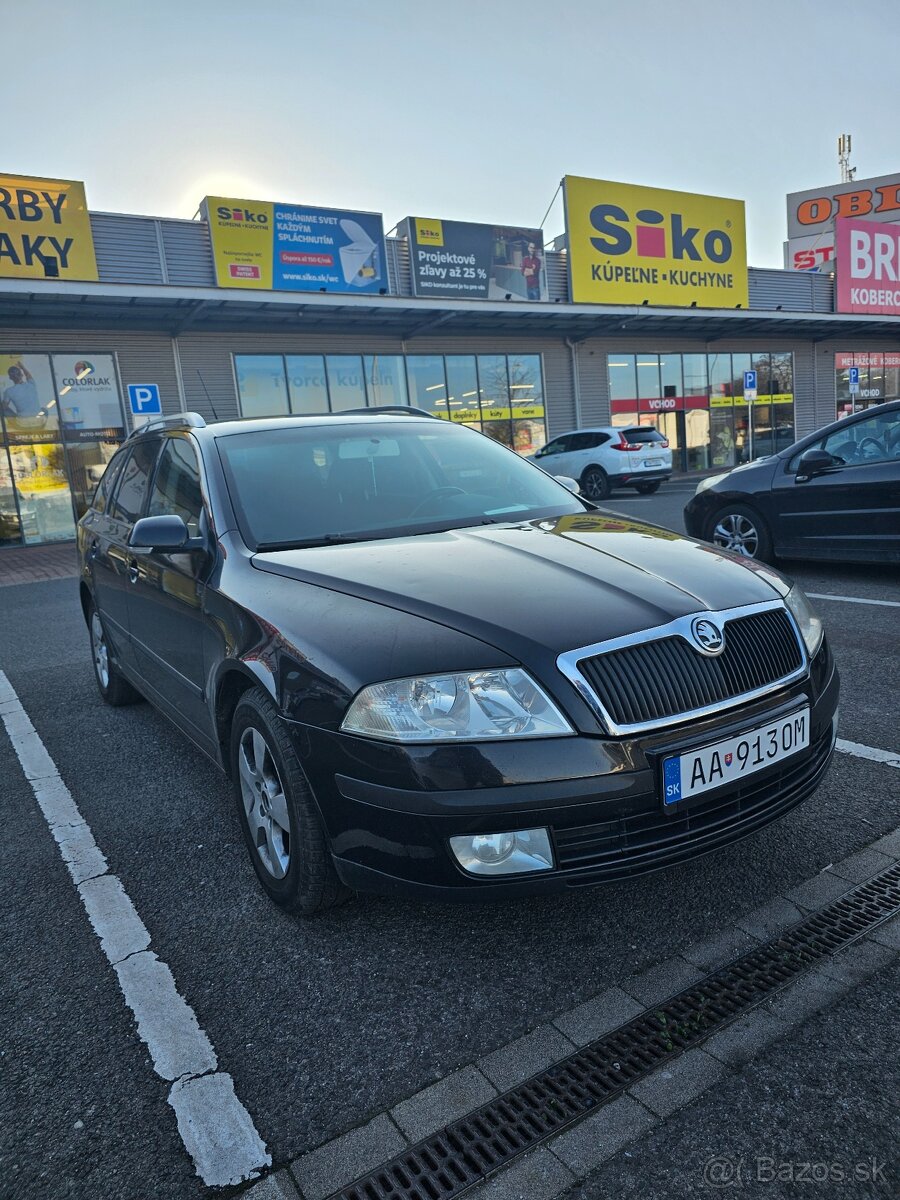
[{"x1": 1, "y1": 488, "x2": 898, "y2": 1200}]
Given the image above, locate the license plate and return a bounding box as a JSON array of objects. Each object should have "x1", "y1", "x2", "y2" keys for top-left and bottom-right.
[
  {"x1": 662, "y1": 707, "x2": 810, "y2": 806},
  {"x1": 643, "y1": 458, "x2": 662, "y2": 468}
]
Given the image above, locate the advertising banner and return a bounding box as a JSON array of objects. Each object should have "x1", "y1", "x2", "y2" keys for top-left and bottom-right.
[
  {"x1": 835, "y1": 217, "x2": 900, "y2": 315},
  {"x1": 405, "y1": 218, "x2": 547, "y2": 301},
  {"x1": 51, "y1": 354, "x2": 124, "y2": 434},
  {"x1": 564, "y1": 176, "x2": 748, "y2": 309},
  {"x1": 203, "y1": 196, "x2": 386, "y2": 294},
  {"x1": 0, "y1": 174, "x2": 98, "y2": 281}
]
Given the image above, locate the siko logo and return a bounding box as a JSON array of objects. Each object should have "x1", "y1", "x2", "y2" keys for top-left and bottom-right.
[
  {"x1": 589, "y1": 204, "x2": 733, "y2": 264},
  {"x1": 216, "y1": 206, "x2": 268, "y2": 225}
]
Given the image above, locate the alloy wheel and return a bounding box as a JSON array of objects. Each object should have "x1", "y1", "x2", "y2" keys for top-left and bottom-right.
[
  {"x1": 713, "y1": 512, "x2": 759, "y2": 557},
  {"x1": 582, "y1": 469, "x2": 608, "y2": 501},
  {"x1": 238, "y1": 727, "x2": 291, "y2": 880},
  {"x1": 91, "y1": 612, "x2": 110, "y2": 689}
]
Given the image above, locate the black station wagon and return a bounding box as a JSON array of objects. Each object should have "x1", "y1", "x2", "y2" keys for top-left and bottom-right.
[{"x1": 78, "y1": 409, "x2": 839, "y2": 913}]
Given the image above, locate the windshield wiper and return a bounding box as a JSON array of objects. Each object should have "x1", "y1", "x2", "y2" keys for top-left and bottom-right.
[{"x1": 255, "y1": 534, "x2": 363, "y2": 551}]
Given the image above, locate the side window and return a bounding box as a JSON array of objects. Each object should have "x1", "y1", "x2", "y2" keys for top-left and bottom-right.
[
  {"x1": 110, "y1": 437, "x2": 162, "y2": 524},
  {"x1": 92, "y1": 449, "x2": 128, "y2": 515},
  {"x1": 148, "y1": 438, "x2": 204, "y2": 534},
  {"x1": 542, "y1": 436, "x2": 571, "y2": 456},
  {"x1": 822, "y1": 412, "x2": 900, "y2": 466},
  {"x1": 586, "y1": 433, "x2": 610, "y2": 449}
]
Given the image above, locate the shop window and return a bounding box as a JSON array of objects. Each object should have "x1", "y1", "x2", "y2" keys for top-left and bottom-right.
[
  {"x1": 68, "y1": 437, "x2": 125, "y2": 519},
  {"x1": 406, "y1": 356, "x2": 447, "y2": 415},
  {"x1": 0, "y1": 443, "x2": 21, "y2": 545},
  {"x1": 364, "y1": 355, "x2": 408, "y2": 408},
  {"x1": 0, "y1": 354, "x2": 59, "y2": 434},
  {"x1": 235, "y1": 355, "x2": 289, "y2": 417},
  {"x1": 286, "y1": 356, "x2": 329, "y2": 414},
  {"x1": 477, "y1": 355, "x2": 509, "y2": 415},
  {"x1": 660, "y1": 355, "x2": 682, "y2": 397},
  {"x1": 682, "y1": 354, "x2": 708, "y2": 397},
  {"x1": 444, "y1": 356, "x2": 479, "y2": 427},
  {"x1": 325, "y1": 355, "x2": 366, "y2": 411},
  {"x1": 608, "y1": 355, "x2": 637, "y2": 401},
  {"x1": 636, "y1": 355, "x2": 661, "y2": 400}
]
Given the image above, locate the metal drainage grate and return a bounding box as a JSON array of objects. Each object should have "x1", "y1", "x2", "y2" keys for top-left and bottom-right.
[{"x1": 331, "y1": 861, "x2": 900, "y2": 1200}]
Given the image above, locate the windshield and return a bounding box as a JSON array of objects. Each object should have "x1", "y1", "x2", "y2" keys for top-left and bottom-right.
[{"x1": 216, "y1": 419, "x2": 585, "y2": 549}]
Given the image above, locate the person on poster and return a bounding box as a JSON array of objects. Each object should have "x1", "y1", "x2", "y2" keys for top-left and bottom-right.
[
  {"x1": 1, "y1": 357, "x2": 46, "y2": 429},
  {"x1": 521, "y1": 242, "x2": 543, "y2": 301}
]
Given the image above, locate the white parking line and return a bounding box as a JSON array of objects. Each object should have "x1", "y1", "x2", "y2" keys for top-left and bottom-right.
[
  {"x1": 808, "y1": 592, "x2": 900, "y2": 609},
  {"x1": 0, "y1": 671, "x2": 271, "y2": 1188},
  {"x1": 835, "y1": 739, "x2": 900, "y2": 770}
]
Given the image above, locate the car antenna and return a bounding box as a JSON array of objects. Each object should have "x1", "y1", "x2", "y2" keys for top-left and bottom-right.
[{"x1": 196, "y1": 369, "x2": 221, "y2": 421}]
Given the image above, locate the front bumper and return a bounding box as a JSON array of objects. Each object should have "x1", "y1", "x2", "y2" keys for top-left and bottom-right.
[{"x1": 291, "y1": 642, "x2": 839, "y2": 900}]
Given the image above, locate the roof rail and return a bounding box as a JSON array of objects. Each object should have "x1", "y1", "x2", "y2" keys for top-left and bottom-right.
[
  {"x1": 126, "y1": 411, "x2": 207, "y2": 438},
  {"x1": 336, "y1": 405, "x2": 437, "y2": 419}
]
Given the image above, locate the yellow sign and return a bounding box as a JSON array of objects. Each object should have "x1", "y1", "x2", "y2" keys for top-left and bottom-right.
[
  {"x1": 203, "y1": 196, "x2": 275, "y2": 290},
  {"x1": 0, "y1": 174, "x2": 97, "y2": 281},
  {"x1": 564, "y1": 176, "x2": 748, "y2": 309},
  {"x1": 414, "y1": 217, "x2": 444, "y2": 247}
]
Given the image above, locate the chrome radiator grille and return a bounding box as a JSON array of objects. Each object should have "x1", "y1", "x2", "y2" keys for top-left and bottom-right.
[{"x1": 566, "y1": 604, "x2": 805, "y2": 734}]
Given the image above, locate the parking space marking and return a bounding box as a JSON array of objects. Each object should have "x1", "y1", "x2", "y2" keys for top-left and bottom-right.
[
  {"x1": 807, "y1": 592, "x2": 900, "y2": 608},
  {"x1": 0, "y1": 670, "x2": 271, "y2": 1188},
  {"x1": 836, "y1": 738, "x2": 900, "y2": 770}
]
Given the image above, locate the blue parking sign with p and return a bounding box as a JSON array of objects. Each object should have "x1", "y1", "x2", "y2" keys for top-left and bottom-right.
[
  {"x1": 127, "y1": 383, "x2": 161, "y2": 415},
  {"x1": 848, "y1": 367, "x2": 860, "y2": 384},
  {"x1": 743, "y1": 370, "x2": 757, "y2": 391}
]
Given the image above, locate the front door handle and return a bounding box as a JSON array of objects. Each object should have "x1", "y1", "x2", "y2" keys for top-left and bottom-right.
[
  {"x1": 128, "y1": 558, "x2": 140, "y2": 584},
  {"x1": 89, "y1": 539, "x2": 100, "y2": 559}
]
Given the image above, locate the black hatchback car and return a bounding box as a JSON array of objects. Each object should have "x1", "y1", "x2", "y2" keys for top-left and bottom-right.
[
  {"x1": 78, "y1": 409, "x2": 839, "y2": 914},
  {"x1": 684, "y1": 399, "x2": 900, "y2": 563}
]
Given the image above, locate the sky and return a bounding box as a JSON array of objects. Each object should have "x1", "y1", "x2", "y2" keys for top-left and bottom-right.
[{"x1": 3, "y1": 0, "x2": 898, "y2": 268}]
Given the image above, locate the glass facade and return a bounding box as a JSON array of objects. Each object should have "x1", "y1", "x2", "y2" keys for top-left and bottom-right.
[
  {"x1": 234, "y1": 352, "x2": 547, "y2": 454},
  {"x1": 835, "y1": 352, "x2": 900, "y2": 419},
  {"x1": 607, "y1": 351, "x2": 795, "y2": 471},
  {"x1": 0, "y1": 352, "x2": 126, "y2": 546}
]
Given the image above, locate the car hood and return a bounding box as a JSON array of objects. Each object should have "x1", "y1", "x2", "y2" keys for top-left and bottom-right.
[{"x1": 252, "y1": 513, "x2": 786, "y2": 662}]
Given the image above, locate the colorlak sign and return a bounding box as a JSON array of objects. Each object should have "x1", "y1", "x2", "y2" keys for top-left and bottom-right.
[{"x1": 836, "y1": 217, "x2": 900, "y2": 315}]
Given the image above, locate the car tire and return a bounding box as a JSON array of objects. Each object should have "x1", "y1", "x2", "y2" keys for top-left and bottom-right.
[
  {"x1": 706, "y1": 504, "x2": 774, "y2": 563},
  {"x1": 580, "y1": 465, "x2": 611, "y2": 501},
  {"x1": 88, "y1": 601, "x2": 142, "y2": 706},
  {"x1": 230, "y1": 687, "x2": 350, "y2": 915},
  {"x1": 634, "y1": 481, "x2": 661, "y2": 495}
]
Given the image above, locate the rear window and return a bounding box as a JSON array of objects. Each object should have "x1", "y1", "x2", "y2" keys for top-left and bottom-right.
[{"x1": 621, "y1": 428, "x2": 666, "y2": 444}]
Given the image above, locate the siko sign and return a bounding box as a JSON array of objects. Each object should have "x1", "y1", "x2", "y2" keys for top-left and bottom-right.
[
  {"x1": 564, "y1": 177, "x2": 748, "y2": 308},
  {"x1": 835, "y1": 216, "x2": 900, "y2": 315}
]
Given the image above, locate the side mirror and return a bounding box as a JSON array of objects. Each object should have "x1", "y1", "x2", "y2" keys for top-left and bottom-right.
[
  {"x1": 554, "y1": 475, "x2": 581, "y2": 495},
  {"x1": 796, "y1": 448, "x2": 838, "y2": 483},
  {"x1": 534, "y1": 447, "x2": 546, "y2": 458},
  {"x1": 129, "y1": 514, "x2": 192, "y2": 551}
]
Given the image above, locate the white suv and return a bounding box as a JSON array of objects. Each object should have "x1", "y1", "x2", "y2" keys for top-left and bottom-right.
[{"x1": 529, "y1": 426, "x2": 672, "y2": 501}]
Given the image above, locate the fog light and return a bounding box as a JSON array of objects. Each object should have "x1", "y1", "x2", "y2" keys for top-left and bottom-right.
[{"x1": 449, "y1": 828, "x2": 554, "y2": 877}]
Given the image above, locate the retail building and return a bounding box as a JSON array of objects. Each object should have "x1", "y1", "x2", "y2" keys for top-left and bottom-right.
[{"x1": 1, "y1": 174, "x2": 899, "y2": 547}]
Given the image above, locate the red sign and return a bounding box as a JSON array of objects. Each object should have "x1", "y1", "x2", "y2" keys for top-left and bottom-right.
[{"x1": 836, "y1": 217, "x2": 900, "y2": 315}]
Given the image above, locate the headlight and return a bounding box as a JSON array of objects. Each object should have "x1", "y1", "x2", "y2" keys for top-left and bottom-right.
[
  {"x1": 696, "y1": 472, "x2": 729, "y2": 495},
  {"x1": 341, "y1": 668, "x2": 574, "y2": 742},
  {"x1": 785, "y1": 586, "x2": 823, "y2": 658}
]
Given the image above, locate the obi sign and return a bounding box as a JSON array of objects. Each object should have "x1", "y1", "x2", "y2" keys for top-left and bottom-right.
[
  {"x1": 0, "y1": 174, "x2": 98, "y2": 281},
  {"x1": 564, "y1": 176, "x2": 748, "y2": 308},
  {"x1": 836, "y1": 217, "x2": 900, "y2": 315}
]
